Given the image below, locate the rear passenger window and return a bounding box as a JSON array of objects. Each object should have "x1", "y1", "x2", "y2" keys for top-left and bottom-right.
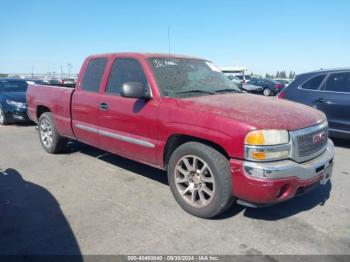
[
  {"x1": 81, "y1": 58, "x2": 107, "y2": 92},
  {"x1": 301, "y1": 75, "x2": 325, "y2": 90},
  {"x1": 324, "y1": 72, "x2": 350, "y2": 93},
  {"x1": 106, "y1": 58, "x2": 148, "y2": 95}
]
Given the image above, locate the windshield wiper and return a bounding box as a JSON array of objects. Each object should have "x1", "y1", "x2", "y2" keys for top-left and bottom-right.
[
  {"x1": 175, "y1": 89, "x2": 216, "y2": 95},
  {"x1": 214, "y1": 88, "x2": 241, "y2": 94}
]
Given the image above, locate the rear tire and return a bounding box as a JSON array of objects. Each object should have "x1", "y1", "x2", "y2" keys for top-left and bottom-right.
[
  {"x1": 0, "y1": 108, "x2": 8, "y2": 125},
  {"x1": 38, "y1": 112, "x2": 66, "y2": 153},
  {"x1": 167, "y1": 142, "x2": 233, "y2": 218},
  {"x1": 263, "y1": 88, "x2": 272, "y2": 96}
]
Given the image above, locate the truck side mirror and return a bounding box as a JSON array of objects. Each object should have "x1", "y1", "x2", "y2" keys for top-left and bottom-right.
[{"x1": 121, "y1": 82, "x2": 151, "y2": 99}]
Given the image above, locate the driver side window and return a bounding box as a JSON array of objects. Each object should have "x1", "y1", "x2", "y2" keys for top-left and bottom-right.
[{"x1": 106, "y1": 58, "x2": 148, "y2": 95}]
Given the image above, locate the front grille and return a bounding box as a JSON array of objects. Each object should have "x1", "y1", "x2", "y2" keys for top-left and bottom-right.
[
  {"x1": 291, "y1": 122, "x2": 329, "y2": 163},
  {"x1": 297, "y1": 127, "x2": 328, "y2": 157}
]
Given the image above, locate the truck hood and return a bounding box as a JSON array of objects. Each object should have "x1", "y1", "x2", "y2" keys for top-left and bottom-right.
[{"x1": 176, "y1": 93, "x2": 326, "y2": 131}]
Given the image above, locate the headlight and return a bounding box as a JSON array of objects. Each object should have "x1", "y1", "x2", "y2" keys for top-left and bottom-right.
[
  {"x1": 6, "y1": 99, "x2": 27, "y2": 109},
  {"x1": 245, "y1": 130, "x2": 289, "y2": 145},
  {"x1": 244, "y1": 130, "x2": 290, "y2": 161}
]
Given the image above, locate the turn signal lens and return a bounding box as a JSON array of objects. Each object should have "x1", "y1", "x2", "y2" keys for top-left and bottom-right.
[
  {"x1": 251, "y1": 151, "x2": 266, "y2": 160},
  {"x1": 246, "y1": 148, "x2": 290, "y2": 161},
  {"x1": 245, "y1": 131, "x2": 265, "y2": 145}
]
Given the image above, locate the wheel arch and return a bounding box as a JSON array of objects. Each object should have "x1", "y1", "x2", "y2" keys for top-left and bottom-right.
[
  {"x1": 36, "y1": 105, "x2": 51, "y2": 120},
  {"x1": 163, "y1": 134, "x2": 229, "y2": 169}
]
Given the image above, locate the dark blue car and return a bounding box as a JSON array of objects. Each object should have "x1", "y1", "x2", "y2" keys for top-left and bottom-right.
[
  {"x1": 279, "y1": 69, "x2": 350, "y2": 139},
  {"x1": 0, "y1": 78, "x2": 32, "y2": 125},
  {"x1": 247, "y1": 78, "x2": 284, "y2": 96}
]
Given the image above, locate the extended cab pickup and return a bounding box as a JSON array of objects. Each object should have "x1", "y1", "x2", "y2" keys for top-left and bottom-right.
[{"x1": 27, "y1": 53, "x2": 335, "y2": 218}]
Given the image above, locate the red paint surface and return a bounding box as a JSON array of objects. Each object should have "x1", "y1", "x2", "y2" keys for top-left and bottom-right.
[{"x1": 230, "y1": 159, "x2": 323, "y2": 204}]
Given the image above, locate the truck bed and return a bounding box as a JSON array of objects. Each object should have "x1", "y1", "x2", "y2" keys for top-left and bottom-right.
[{"x1": 27, "y1": 84, "x2": 75, "y2": 138}]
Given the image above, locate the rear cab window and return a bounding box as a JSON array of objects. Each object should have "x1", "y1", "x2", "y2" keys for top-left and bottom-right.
[{"x1": 81, "y1": 58, "x2": 108, "y2": 92}]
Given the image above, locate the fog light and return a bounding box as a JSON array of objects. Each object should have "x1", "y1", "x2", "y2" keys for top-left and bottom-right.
[{"x1": 276, "y1": 184, "x2": 290, "y2": 199}]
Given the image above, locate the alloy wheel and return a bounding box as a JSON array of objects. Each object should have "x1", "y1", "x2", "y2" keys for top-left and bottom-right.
[
  {"x1": 174, "y1": 155, "x2": 216, "y2": 208},
  {"x1": 40, "y1": 118, "x2": 53, "y2": 148}
]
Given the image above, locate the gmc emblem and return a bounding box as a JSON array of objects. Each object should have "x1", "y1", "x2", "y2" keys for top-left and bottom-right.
[{"x1": 313, "y1": 131, "x2": 326, "y2": 144}]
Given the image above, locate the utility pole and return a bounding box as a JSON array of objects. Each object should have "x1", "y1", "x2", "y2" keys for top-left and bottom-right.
[
  {"x1": 168, "y1": 26, "x2": 171, "y2": 57},
  {"x1": 67, "y1": 63, "x2": 72, "y2": 77}
]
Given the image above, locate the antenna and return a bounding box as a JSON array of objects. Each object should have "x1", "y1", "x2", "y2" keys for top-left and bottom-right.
[{"x1": 167, "y1": 26, "x2": 171, "y2": 57}]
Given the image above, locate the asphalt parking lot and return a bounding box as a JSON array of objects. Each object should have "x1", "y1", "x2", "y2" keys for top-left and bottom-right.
[{"x1": 0, "y1": 124, "x2": 349, "y2": 256}]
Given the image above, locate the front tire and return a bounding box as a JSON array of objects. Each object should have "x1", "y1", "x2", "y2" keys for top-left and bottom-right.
[
  {"x1": 38, "y1": 112, "x2": 66, "y2": 153},
  {"x1": 167, "y1": 142, "x2": 233, "y2": 218},
  {"x1": 0, "y1": 108, "x2": 8, "y2": 125}
]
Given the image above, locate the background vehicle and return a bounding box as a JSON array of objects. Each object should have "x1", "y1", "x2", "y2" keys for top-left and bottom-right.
[
  {"x1": 60, "y1": 78, "x2": 76, "y2": 88},
  {"x1": 33, "y1": 79, "x2": 62, "y2": 86},
  {"x1": 225, "y1": 74, "x2": 243, "y2": 90},
  {"x1": 279, "y1": 69, "x2": 350, "y2": 139},
  {"x1": 224, "y1": 73, "x2": 263, "y2": 94},
  {"x1": 235, "y1": 74, "x2": 251, "y2": 83},
  {"x1": 48, "y1": 79, "x2": 62, "y2": 86},
  {"x1": 32, "y1": 80, "x2": 49, "y2": 85},
  {"x1": 248, "y1": 78, "x2": 284, "y2": 96},
  {"x1": 27, "y1": 53, "x2": 334, "y2": 218},
  {"x1": 276, "y1": 79, "x2": 292, "y2": 86},
  {"x1": 0, "y1": 78, "x2": 32, "y2": 125},
  {"x1": 241, "y1": 82, "x2": 263, "y2": 93}
]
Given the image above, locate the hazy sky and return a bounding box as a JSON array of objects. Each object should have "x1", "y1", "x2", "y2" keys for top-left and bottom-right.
[{"x1": 1, "y1": 0, "x2": 349, "y2": 75}]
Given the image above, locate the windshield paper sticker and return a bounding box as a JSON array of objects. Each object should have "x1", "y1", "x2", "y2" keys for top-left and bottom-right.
[{"x1": 205, "y1": 62, "x2": 221, "y2": 72}]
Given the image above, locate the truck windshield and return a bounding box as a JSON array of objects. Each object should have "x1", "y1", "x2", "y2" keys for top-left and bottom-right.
[
  {"x1": 0, "y1": 81, "x2": 28, "y2": 92},
  {"x1": 148, "y1": 58, "x2": 241, "y2": 98}
]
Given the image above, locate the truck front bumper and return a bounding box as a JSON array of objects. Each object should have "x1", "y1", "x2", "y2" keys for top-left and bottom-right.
[{"x1": 230, "y1": 139, "x2": 334, "y2": 205}]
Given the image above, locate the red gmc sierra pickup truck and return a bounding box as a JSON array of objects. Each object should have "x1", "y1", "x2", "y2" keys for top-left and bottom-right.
[{"x1": 27, "y1": 53, "x2": 334, "y2": 218}]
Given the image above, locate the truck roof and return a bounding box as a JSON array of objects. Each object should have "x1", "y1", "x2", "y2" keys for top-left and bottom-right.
[{"x1": 86, "y1": 52, "x2": 205, "y2": 61}]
